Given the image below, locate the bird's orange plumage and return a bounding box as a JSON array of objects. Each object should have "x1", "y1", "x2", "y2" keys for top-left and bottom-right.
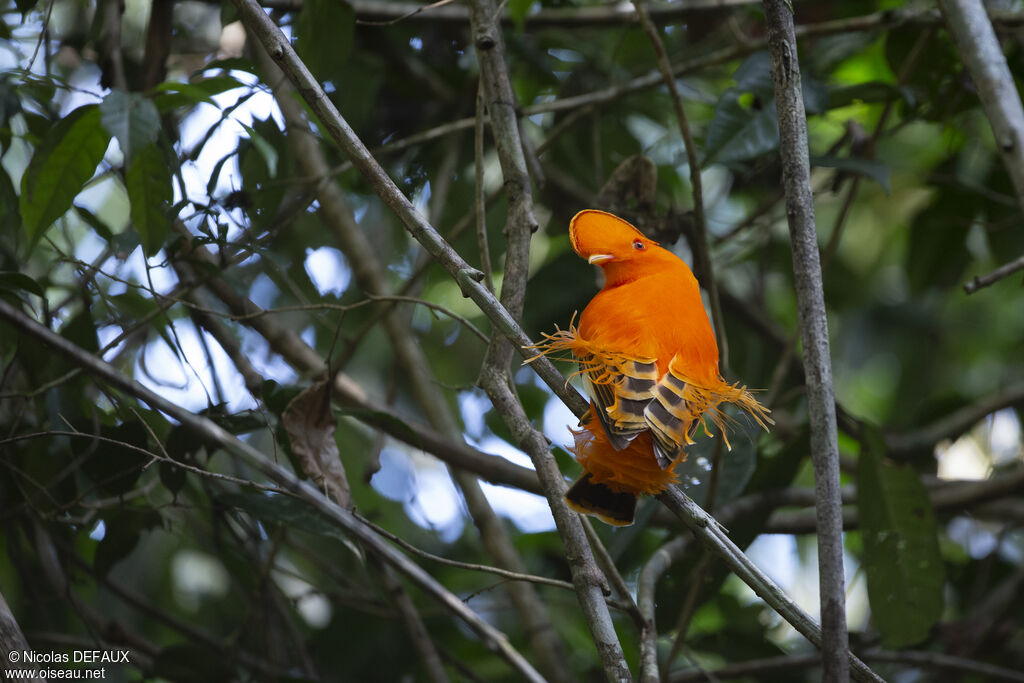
[{"x1": 530, "y1": 209, "x2": 771, "y2": 525}]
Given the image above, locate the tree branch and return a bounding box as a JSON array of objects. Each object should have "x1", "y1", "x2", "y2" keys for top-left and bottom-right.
[
  {"x1": 886, "y1": 380, "x2": 1024, "y2": 455},
  {"x1": 478, "y1": 365, "x2": 633, "y2": 683},
  {"x1": 232, "y1": 0, "x2": 590, "y2": 420},
  {"x1": 469, "y1": 0, "x2": 539, "y2": 372},
  {"x1": 668, "y1": 649, "x2": 1024, "y2": 682},
  {"x1": 656, "y1": 487, "x2": 882, "y2": 683},
  {"x1": 0, "y1": 298, "x2": 548, "y2": 683},
  {"x1": 637, "y1": 536, "x2": 688, "y2": 683},
  {"x1": 762, "y1": 3, "x2": 848, "y2": 680},
  {"x1": 939, "y1": 0, "x2": 1024, "y2": 218},
  {"x1": 254, "y1": 33, "x2": 574, "y2": 683},
  {"x1": 0, "y1": 590, "x2": 41, "y2": 682},
  {"x1": 764, "y1": 464, "x2": 1024, "y2": 534},
  {"x1": 964, "y1": 252, "x2": 1024, "y2": 294}
]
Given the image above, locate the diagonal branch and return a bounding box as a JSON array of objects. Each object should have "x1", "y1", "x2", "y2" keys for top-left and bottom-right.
[
  {"x1": 252, "y1": 37, "x2": 574, "y2": 682},
  {"x1": 657, "y1": 487, "x2": 883, "y2": 683},
  {"x1": 229, "y1": 6, "x2": 630, "y2": 677},
  {"x1": 0, "y1": 298, "x2": 548, "y2": 683},
  {"x1": 232, "y1": 0, "x2": 589, "y2": 419}
]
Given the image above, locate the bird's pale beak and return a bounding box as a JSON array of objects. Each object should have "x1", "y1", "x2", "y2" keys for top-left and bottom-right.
[{"x1": 588, "y1": 254, "x2": 614, "y2": 265}]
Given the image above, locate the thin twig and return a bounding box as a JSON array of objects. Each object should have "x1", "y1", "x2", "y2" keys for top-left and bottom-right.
[
  {"x1": 637, "y1": 536, "x2": 687, "y2": 683},
  {"x1": 375, "y1": 558, "x2": 450, "y2": 683},
  {"x1": 656, "y1": 487, "x2": 882, "y2": 683},
  {"x1": 256, "y1": 36, "x2": 573, "y2": 683},
  {"x1": 886, "y1": 381, "x2": 1024, "y2": 454},
  {"x1": 474, "y1": 81, "x2": 495, "y2": 294},
  {"x1": 964, "y1": 252, "x2": 1024, "y2": 293},
  {"x1": 633, "y1": 0, "x2": 727, "y2": 369}
]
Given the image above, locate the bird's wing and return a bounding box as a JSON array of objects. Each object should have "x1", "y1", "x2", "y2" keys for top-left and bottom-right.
[
  {"x1": 578, "y1": 352, "x2": 658, "y2": 451},
  {"x1": 644, "y1": 358, "x2": 703, "y2": 468}
]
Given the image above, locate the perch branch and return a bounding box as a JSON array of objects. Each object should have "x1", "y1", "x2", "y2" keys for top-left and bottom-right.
[
  {"x1": 657, "y1": 487, "x2": 882, "y2": 683},
  {"x1": 762, "y1": 2, "x2": 848, "y2": 679}
]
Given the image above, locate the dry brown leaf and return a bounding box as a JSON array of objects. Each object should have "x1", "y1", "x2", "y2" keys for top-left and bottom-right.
[{"x1": 282, "y1": 380, "x2": 352, "y2": 508}]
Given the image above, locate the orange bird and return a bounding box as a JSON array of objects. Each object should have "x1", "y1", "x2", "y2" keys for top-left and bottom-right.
[{"x1": 530, "y1": 210, "x2": 771, "y2": 525}]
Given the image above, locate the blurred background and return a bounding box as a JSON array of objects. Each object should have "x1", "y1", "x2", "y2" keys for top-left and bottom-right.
[{"x1": 1, "y1": 0, "x2": 1023, "y2": 680}]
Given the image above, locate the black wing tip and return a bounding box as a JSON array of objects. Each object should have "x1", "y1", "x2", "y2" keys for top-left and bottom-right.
[{"x1": 566, "y1": 473, "x2": 636, "y2": 526}]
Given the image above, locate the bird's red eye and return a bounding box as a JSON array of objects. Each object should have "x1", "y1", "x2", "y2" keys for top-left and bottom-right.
[{"x1": 633, "y1": 239, "x2": 646, "y2": 250}]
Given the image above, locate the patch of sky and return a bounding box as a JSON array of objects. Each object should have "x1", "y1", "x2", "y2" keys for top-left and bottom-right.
[
  {"x1": 248, "y1": 273, "x2": 278, "y2": 309},
  {"x1": 97, "y1": 325, "x2": 127, "y2": 362},
  {"x1": 547, "y1": 48, "x2": 584, "y2": 63},
  {"x1": 988, "y1": 408, "x2": 1022, "y2": 466},
  {"x1": 480, "y1": 482, "x2": 555, "y2": 533},
  {"x1": 404, "y1": 465, "x2": 465, "y2": 543},
  {"x1": 458, "y1": 390, "x2": 489, "y2": 440},
  {"x1": 301, "y1": 325, "x2": 316, "y2": 349},
  {"x1": 178, "y1": 70, "x2": 283, "y2": 207},
  {"x1": 304, "y1": 246, "x2": 352, "y2": 297},
  {"x1": 543, "y1": 395, "x2": 576, "y2": 450},
  {"x1": 241, "y1": 332, "x2": 298, "y2": 385},
  {"x1": 370, "y1": 449, "x2": 418, "y2": 502},
  {"x1": 947, "y1": 517, "x2": 999, "y2": 559},
  {"x1": 736, "y1": 534, "x2": 869, "y2": 637},
  {"x1": 134, "y1": 319, "x2": 257, "y2": 412}
]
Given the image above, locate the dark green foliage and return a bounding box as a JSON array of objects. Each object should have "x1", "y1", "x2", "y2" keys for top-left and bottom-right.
[
  {"x1": 19, "y1": 104, "x2": 111, "y2": 248},
  {"x1": 858, "y1": 426, "x2": 945, "y2": 647},
  {"x1": 1, "y1": 2, "x2": 1022, "y2": 682}
]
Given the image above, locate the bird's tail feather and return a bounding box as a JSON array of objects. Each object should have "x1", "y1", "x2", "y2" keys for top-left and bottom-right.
[{"x1": 565, "y1": 473, "x2": 636, "y2": 526}]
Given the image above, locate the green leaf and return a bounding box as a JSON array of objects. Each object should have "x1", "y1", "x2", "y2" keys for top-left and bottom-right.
[
  {"x1": 126, "y1": 143, "x2": 172, "y2": 256},
  {"x1": 19, "y1": 104, "x2": 111, "y2": 248},
  {"x1": 0, "y1": 166, "x2": 18, "y2": 239},
  {"x1": 906, "y1": 178, "x2": 974, "y2": 293},
  {"x1": 674, "y1": 429, "x2": 757, "y2": 508},
  {"x1": 151, "y1": 643, "x2": 234, "y2": 683},
  {"x1": 239, "y1": 122, "x2": 278, "y2": 178},
  {"x1": 732, "y1": 52, "x2": 775, "y2": 97},
  {"x1": 811, "y1": 155, "x2": 891, "y2": 193},
  {"x1": 78, "y1": 421, "x2": 151, "y2": 496},
  {"x1": 0, "y1": 73, "x2": 22, "y2": 129},
  {"x1": 219, "y1": 491, "x2": 359, "y2": 554},
  {"x1": 295, "y1": 0, "x2": 354, "y2": 79},
  {"x1": 196, "y1": 57, "x2": 259, "y2": 76},
  {"x1": 507, "y1": 0, "x2": 533, "y2": 29},
  {"x1": 61, "y1": 309, "x2": 99, "y2": 353},
  {"x1": 14, "y1": 0, "x2": 38, "y2": 16},
  {"x1": 703, "y1": 89, "x2": 779, "y2": 165},
  {"x1": 153, "y1": 76, "x2": 246, "y2": 113},
  {"x1": 94, "y1": 509, "x2": 162, "y2": 578},
  {"x1": 858, "y1": 425, "x2": 944, "y2": 648},
  {"x1": 74, "y1": 206, "x2": 114, "y2": 242},
  {"x1": 99, "y1": 89, "x2": 162, "y2": 164},
  {"x1": 0, "y1": 271, "x2": 45, "y2": 298}
]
